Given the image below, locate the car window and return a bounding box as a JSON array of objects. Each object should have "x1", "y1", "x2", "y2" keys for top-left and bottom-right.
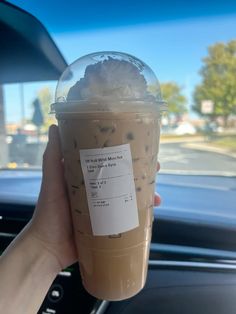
[{"x1": 0, "y1": 1, "x2": 236, "y2": 177}]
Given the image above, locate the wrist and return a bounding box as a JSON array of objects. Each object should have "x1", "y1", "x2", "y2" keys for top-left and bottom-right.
[
  {"x1": 22, "y1": 224, "x2": 62, "y2": 276},
  {"x1": 0, "y1": 224, "x2": 60, "y2": 314}
]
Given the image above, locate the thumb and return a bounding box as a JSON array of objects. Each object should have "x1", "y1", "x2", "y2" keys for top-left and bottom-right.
[{"x1": 41, "y1": 125, "x2": 65, "y2": 193}]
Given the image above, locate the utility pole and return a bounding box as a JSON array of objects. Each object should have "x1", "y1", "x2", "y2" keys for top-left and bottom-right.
[
  {"x1": 0, "y1": 85, "x2": 8, "y2": 167},
  {"x1": 19, "y1": 84, "x2": 25, "y2": 127}
]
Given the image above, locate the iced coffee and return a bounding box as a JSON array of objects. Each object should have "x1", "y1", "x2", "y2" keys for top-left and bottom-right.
[{"x1": 52, "y1": 52, "x2": 166, "y2": 300}]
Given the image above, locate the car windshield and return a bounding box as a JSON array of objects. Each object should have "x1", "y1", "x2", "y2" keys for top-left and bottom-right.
[{"x1": 1, "y1": 1, "x2": 236, "y2": 176}]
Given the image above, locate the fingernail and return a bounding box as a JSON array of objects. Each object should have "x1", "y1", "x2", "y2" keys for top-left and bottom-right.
[{"x1": 48, "y1": 124, "x2": 57, "y2": 142}]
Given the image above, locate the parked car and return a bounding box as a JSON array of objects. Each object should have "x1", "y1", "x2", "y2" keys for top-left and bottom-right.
[{"x1": 173, "y1": 122, "x2": 197, "y2": 135}]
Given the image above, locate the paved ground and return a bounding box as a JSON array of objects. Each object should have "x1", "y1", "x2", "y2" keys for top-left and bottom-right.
[{"x1": 159, "y1": 142, "x2": 236, "y2": 175}]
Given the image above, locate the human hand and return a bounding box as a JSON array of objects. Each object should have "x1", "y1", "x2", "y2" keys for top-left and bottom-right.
[
  {"x1": 28, "y1": 125, "x2": 162, "y2": 271},
  {"x1": 28, "y1": 125, "x2": 77, "y2": 271}
]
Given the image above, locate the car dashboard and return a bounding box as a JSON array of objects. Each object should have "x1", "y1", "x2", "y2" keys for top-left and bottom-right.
[{"x1": 1, "y1": 170, "x2": 236, "y2": 314}]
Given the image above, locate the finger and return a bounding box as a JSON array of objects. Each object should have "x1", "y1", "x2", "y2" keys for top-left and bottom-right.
[
  {"x1": 156, "y1": 161, "x2": 160, "y2": 172},
  {"x1": 154, "y1": 193, "x2": 161, "y2": 206}
]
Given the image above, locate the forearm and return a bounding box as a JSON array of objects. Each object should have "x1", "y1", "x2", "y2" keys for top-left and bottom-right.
[{"x1": 0, "y1": 224, "x2": 60, "y2": 314}]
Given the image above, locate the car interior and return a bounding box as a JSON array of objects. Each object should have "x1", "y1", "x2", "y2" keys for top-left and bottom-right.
[{"x1": 0, "y1": 1, "x2": 236, "y2": 313}]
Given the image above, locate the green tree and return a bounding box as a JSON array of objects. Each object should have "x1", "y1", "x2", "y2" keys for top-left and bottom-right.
[
  {"x1": 37, "y1": 87, "x2": 56, "y2": 131},
  {"x1": 160, "y1": 82, "x2": 187, "y2": 119},
  {"x1": 149, "y1": 82, "x2": 187, "y2": 120},
  {"x1": 193, "y1": 40, "x2": 236, "y2": 126}
]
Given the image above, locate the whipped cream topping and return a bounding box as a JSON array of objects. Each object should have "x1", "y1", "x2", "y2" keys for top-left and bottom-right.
[{"x1": 67, "y1": 57, "x2": 149, "y2": 101}]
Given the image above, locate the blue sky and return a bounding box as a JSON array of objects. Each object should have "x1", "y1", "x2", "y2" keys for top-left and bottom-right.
[{"x1": 4, "y1": 14, "x2": 236, "y2": 123}]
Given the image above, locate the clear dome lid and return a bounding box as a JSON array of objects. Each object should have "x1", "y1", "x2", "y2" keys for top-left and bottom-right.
[{"x1": 52, "y1": 51, "x2": 167, "y2": 113}]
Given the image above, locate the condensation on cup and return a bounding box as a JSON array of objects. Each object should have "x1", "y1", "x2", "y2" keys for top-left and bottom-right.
[{"x1": 51, "y1": 51, "x2": 167, "y2": 301}]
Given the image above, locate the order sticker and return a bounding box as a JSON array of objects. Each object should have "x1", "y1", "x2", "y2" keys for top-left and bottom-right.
[{"x1": 79, "y1": 144, "x2": 139, "y2": 236}]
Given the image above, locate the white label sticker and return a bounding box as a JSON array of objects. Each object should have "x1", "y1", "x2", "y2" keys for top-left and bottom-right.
[{"x1": 79, "y1": 144, "x2": 139, "y2": 236}]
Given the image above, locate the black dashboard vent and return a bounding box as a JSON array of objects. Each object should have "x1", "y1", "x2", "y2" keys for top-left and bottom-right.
[{"x1": 0, "y1": 203, "x2": 33, "y2": 253}]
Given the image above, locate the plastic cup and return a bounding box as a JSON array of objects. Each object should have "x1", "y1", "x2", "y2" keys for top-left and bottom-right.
[{"x1": 51, "y1": 51, "x2": 166, "y2": 300}]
